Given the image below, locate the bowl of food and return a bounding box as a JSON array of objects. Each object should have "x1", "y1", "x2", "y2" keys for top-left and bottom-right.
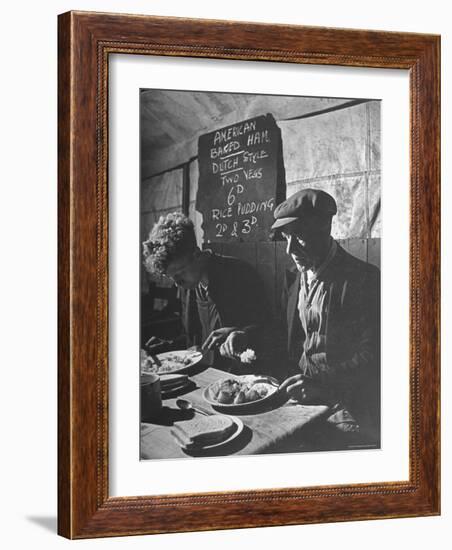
[
  {"x1": 141, "y1": 349, "x2": 204, "y2": 375},
  {"x1": 203, "y1": 375, "x2": 280, "y2": 410}
]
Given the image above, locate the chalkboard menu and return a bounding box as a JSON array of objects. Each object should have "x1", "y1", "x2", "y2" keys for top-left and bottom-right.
[{"x1": 196, "y1": 113, "x2": 286, "y2": 243}]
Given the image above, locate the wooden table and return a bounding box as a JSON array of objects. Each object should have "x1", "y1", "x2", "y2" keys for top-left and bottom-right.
[{"x1": 141, "y1": 367, "x2": 330, "y2": 459}]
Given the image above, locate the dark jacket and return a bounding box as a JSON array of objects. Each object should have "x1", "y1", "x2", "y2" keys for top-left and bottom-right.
[
  {"x1": 282, "y1": 243, "x2": 381, "y2": 431},
  {"x1": 178, "y1": 251, "x2": 275, "y2": 365}
]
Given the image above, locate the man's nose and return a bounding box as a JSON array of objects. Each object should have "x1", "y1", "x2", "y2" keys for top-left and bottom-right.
[
  {"x1": 286, "y1": 235, "x2": 295, "y2": 255},
  {"x1": 286, "y1": 235, "x2": 306, "y2": 255}
]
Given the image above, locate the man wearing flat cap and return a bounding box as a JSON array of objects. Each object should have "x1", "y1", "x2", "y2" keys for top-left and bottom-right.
[{"x1": 276, "y1": 188, "x2": 380, "y2": 447}]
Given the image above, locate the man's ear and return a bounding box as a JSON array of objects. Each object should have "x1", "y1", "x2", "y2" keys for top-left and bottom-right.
[{"x1": 315, "y1": 214, "x2": 332, "y2": 235}]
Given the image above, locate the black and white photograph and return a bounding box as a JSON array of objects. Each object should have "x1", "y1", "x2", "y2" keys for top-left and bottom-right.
[
  {"x1": 1, "y1": 0, "x2": 446, "y2": 544},
  {"x1": 139, "y1": 89, "x2": 381, "y2": 460}
]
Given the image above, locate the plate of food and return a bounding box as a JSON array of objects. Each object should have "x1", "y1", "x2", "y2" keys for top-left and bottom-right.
[
  {"x1": 170, "y1": 413, "x2": 244, "y2": 451},
  {"x1": 203, "y1": 375, "x2": 280, "y2": 410},
  {"x1": 141, "y1": 349, "x2": 203, "y2": 375}
]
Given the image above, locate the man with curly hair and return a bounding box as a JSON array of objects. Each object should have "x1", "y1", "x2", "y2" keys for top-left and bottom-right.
[{"x1": 143, "y1": 212, "x2": 276, "y2": 372}]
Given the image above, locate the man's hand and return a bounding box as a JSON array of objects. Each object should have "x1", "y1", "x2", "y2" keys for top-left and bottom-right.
[
  {"x1": 201, "y1": 327, "x2": 237, "y2": 351},
  {"x1": 219, "y1": 331, "x2": 248, "y2": 359},
  {"x1": 279, "y1": 373, "x2": 332, "y2": 405}
]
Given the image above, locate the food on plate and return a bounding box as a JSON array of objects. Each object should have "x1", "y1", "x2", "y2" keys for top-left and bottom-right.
[
  {"x1": 208, "y1": 377, "x2": 276, "y2": 405},
  {"x1": 170, "y1": 414, "x2": 236, "y2": 449},
  {"x1": 154, "y1": 354, "x2": 192, "y2": 373},
  {"x1": 239, "y1": 348, "x2": 256, "y2": 364},
  {"x1": 140, "y1": 349, "x2": 201, "y2": 374}
]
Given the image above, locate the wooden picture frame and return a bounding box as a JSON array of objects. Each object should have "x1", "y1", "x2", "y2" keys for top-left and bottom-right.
[{"x1": 58, "y1": 11, "x2": 440, "y2": 539}]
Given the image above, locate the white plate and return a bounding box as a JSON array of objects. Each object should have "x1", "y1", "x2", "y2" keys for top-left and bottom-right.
[{"x1": 202, "y1": 375, "x2": 280, "y2": 411}]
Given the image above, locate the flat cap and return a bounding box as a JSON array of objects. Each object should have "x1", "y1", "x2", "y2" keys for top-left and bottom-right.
[{"x1": 271, "y1": 188, "x2": 337, "y2": 230}]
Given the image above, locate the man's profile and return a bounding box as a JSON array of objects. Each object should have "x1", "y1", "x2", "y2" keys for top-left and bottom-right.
[
  {"x1": 142, "y1": 212, "x2": 278, "y2": 374},
  {"x1": 275, "y1": 189, "x2": 381, "y2": 446}
]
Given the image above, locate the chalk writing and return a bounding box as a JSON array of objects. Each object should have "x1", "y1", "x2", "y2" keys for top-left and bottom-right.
[{"x1": 196, "y1": 113, "x2": 285, "y2": 242}]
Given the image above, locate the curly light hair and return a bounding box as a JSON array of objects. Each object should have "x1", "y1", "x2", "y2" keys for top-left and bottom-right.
[{"x1": 142, "y1": 212, "x2": 197, "y2": 276}]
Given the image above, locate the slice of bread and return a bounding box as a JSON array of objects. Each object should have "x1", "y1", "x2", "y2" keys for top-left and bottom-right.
[{"x1": 172, "y1": 414, "x2": 236, "y2": 448}]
